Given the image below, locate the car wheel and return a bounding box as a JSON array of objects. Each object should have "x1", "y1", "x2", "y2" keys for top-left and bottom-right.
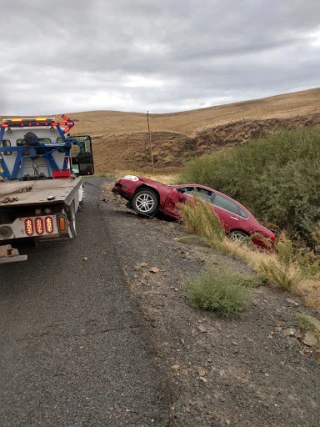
[
  {"x1": 132, "y1": 189, "x2": 159, "y2": 216},
  {"x1": 229, "y1": 230, "x2": 248, "y2": 242}
]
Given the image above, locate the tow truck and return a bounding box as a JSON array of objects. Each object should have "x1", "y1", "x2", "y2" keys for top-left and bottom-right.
[{"x1": 0, "y1": 115, "x2": 94, "y2": 263}]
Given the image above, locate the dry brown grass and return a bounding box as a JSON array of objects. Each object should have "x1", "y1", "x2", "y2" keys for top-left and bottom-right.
[
  {"x1": 2, "y1": 88, "x2": 319, "y2": 173},
  {"x1": 298, "y1": 279, "x2": 320, "y2": 309},
  {"x1": 66, "y1": 88, "x2": 320, "y2": 137}
]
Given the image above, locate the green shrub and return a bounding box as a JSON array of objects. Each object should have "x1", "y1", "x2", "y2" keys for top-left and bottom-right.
[
  {"x1": 179, "y1": 128, "x2": 320, "y2": 247},
  {"x1": 186, "y1": 269, "x2": 253, "y2": 317}
]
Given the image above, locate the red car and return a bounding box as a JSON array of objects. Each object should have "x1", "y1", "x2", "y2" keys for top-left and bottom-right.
[{"x1": 112, "y1": 175, "x2": 275, "y2": 248}]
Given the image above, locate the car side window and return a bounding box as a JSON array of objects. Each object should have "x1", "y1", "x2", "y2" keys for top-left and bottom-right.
[
  {"x1": 178, "y1": 186, "x2": 196, "y2": 196},
  {"x1": 197, "y1": 188, "x2": 213, "y2": 201},
  {"x1": 212, "y1": 193, "x2": 240, "y2": 215}
]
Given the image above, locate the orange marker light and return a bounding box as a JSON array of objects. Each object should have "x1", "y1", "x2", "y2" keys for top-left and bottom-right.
[{"x1": 59, "y1": 216, "x2": 66, "y2": 232}]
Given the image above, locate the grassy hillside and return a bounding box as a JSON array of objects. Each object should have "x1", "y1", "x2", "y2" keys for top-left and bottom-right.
[
  {"x1": 1, "y1": 88, "x2": 320, "y2": 172},
  {"x1": 68, "y1": 88, "x2": 320, "y2": 137}
]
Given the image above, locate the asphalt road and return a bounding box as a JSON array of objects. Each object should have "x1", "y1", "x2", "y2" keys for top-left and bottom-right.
[{"x1": 0, "y1": 178, "x2": 169, "y2": 426}]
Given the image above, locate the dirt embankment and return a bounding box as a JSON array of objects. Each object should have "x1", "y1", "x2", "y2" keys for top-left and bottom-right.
[
  {"x1": 102, "y1": 183, "x2": 320, "y2": 427},
  {"x1": 93, "y1": 114, "x2": 320, "y2": 173}
]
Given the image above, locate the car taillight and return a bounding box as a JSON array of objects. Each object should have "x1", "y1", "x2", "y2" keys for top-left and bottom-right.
[
  {"x1": 25, "y1": 218, "x2": 33, "y2": 236},
  {"x1": 45, "y1": 217, "x2": 54, "y2": 233},
  {"x1": 35, "y1": 218, "x2": 44, "y2": 235}
]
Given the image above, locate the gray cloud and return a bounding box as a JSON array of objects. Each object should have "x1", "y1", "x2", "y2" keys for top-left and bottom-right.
[{"x1": 0, "y1": 0, "x2": 319, "y2": 114}]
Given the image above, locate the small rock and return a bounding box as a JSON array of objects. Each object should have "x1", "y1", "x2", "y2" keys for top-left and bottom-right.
[
  {"x1": 283, "y1": 328, "x2": 296, "y2": 337},
  {"x1": 286, "y1": 337, "x2": 301, "y2": 347},
  {"x1": 232, "y1": 341, "x2": 238, "y2": 346},
  {"x1": 83, "y1": 257, "x2": 88, "y2": 261},
  {"x1": 301, "y1": 315, "x2": 320, "y2": 333},
  {"x1": 303, "y1": 331, "x2": 318, "y2": 347},
  {"x1": 294, "y1": 331, "x2": 303, "y2": 340},
  {"x1": 198, "y1": 369, "x2": 206, "y2": 377},
  {"x1": 149, "y1": 267, "x2": 160, "y2": 273},
  {"x1": 197, "y1": 324, "x2": 207, "y2": 333},
  {"x1": 171, "y1": 364, "x2": 180, "y2": 373},
  {"x1": 286, "y1": 298, "x2": 299, "y2": 306},
  {"x1": 274, "y1": 320, "x2": 286, "y2": 327},
  {"x1": 314, "y1": 350, "x2": 320, "y2": 360},
  {"x1": 199, "y1": 377, "x2": 207, "y2": 383}
]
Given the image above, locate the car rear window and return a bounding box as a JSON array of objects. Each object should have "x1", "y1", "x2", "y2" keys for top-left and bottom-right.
[{"x1": 239, "y1": 208, "x2": 249, "y2": 219}]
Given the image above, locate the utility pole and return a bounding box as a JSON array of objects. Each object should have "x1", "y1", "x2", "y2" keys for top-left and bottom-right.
[{"x1": 147, "y1": 111, "x2": 154, "y2": 174}]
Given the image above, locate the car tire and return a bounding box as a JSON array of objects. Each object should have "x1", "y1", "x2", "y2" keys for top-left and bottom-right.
[
  {"x1": 229, "y1": 230, "x2": 248, "y2": 242},
  {"x1": 132, "y1": 189, "x2": 159, "y2": 216}
]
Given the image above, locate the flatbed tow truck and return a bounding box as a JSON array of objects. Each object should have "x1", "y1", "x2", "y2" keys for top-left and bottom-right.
[{"x1": 0, "y1": 115, "x2": 94, "y2": 263}]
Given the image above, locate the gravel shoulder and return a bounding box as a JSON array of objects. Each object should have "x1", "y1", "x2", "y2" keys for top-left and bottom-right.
[{"x1": 101, "y1": 182, "x2": 320, "y2": 427}]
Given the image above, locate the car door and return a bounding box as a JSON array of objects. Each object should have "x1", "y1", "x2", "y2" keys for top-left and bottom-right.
[
  {"x1": 162, "y1": 186, "x2": 197, "y2": 217},
  {"x1": 211, "y1": 193, "x2": 248, "y2": 233}
]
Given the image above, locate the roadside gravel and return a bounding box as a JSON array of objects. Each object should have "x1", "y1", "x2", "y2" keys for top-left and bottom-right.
[{"x1": 101, "y1": 182, "x2": 320, "y2": 427}]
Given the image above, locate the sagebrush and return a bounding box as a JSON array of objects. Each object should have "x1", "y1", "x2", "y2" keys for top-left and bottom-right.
[{"x1": 186, "y1": 269, "x2": 253, "y2": 317}]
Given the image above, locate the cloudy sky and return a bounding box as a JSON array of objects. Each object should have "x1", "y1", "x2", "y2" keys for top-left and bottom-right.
[{"x1": 1, "y1": 0, "x2": 319, "y2": 115}]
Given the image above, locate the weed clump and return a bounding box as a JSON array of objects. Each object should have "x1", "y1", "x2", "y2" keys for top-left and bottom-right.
[
  {"x1": 259, "y1": 235, "x2": 320, "y2": 291},
  {"x1": 178, "y1": 197, "x2": 225, "y2": 249},
  {"x1": 186, "y1": 270, "x2": 254, "y2": 318}
]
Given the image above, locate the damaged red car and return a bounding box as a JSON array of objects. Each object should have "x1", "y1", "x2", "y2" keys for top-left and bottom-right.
[{"x1": 112, "y1": 175, "x2": 275, "y2": 248}]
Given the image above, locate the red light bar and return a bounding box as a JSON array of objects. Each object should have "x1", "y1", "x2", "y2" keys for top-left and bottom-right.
[{"x1": 2, "y1": 115, "x2": 74, "y2": 129}]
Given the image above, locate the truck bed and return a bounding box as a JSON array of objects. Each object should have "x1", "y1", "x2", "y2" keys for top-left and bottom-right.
[{"x1": 0, "y1": 177, "x2": 83, "y2": 207}]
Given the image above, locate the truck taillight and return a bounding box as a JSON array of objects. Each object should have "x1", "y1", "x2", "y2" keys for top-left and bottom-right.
[
  {"x1": 25, "y1": 219, "x2": 33, "y2": 236},
  {"x1": 58, "y1": 216, "x2": 67, "y2": 232},
  {"x1": 45, "y1": 217, "x2": 54, "y2": 233},
  {"x1": 35, "y1": 218, "x2": 44, "y2": 235}
]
